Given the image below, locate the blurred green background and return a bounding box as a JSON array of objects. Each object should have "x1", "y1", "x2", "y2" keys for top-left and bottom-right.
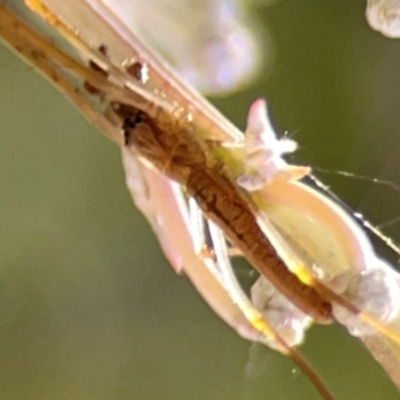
[{"x1": 1, "y1": 1, "x2": 400, "y2": 399}]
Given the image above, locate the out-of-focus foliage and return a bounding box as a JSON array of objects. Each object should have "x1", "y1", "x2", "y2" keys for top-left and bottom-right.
[{"x1": 115, "y1": 0, "x2": 269, "y2": 95}]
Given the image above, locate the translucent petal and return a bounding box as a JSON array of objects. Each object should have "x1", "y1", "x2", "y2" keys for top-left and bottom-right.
[
  {"x1": 333, "y1": 260, "x2": 400, "y2": 337},
  {"x1": 122, "y1": 149, "x2": 264, "y2": 342},
  {"x1": 251, "y1": 276, "x2": 312, "y2": 348}
]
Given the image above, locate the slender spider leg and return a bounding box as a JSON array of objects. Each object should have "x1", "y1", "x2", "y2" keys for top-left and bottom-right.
[{"x1": 204, "y1": 215, "x2": 333, "y2": 399}]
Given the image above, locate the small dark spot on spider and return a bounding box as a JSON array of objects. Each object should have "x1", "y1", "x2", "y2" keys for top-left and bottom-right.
[
  {"x1": 123, "y1": 129, "x2": 131, "y2": 146},
  {"x1": 98, "y1": 44, "x2": 108, "y2": 56},
  {"x1": 123, "y1": 114, "x2": 143, "y2": 130},
  {"x1": 122, "y1": 114, "x2": 144, "y2": 146},
  {"x1": 126, "y1": 61, "x2": 145, "y2": 83}
]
